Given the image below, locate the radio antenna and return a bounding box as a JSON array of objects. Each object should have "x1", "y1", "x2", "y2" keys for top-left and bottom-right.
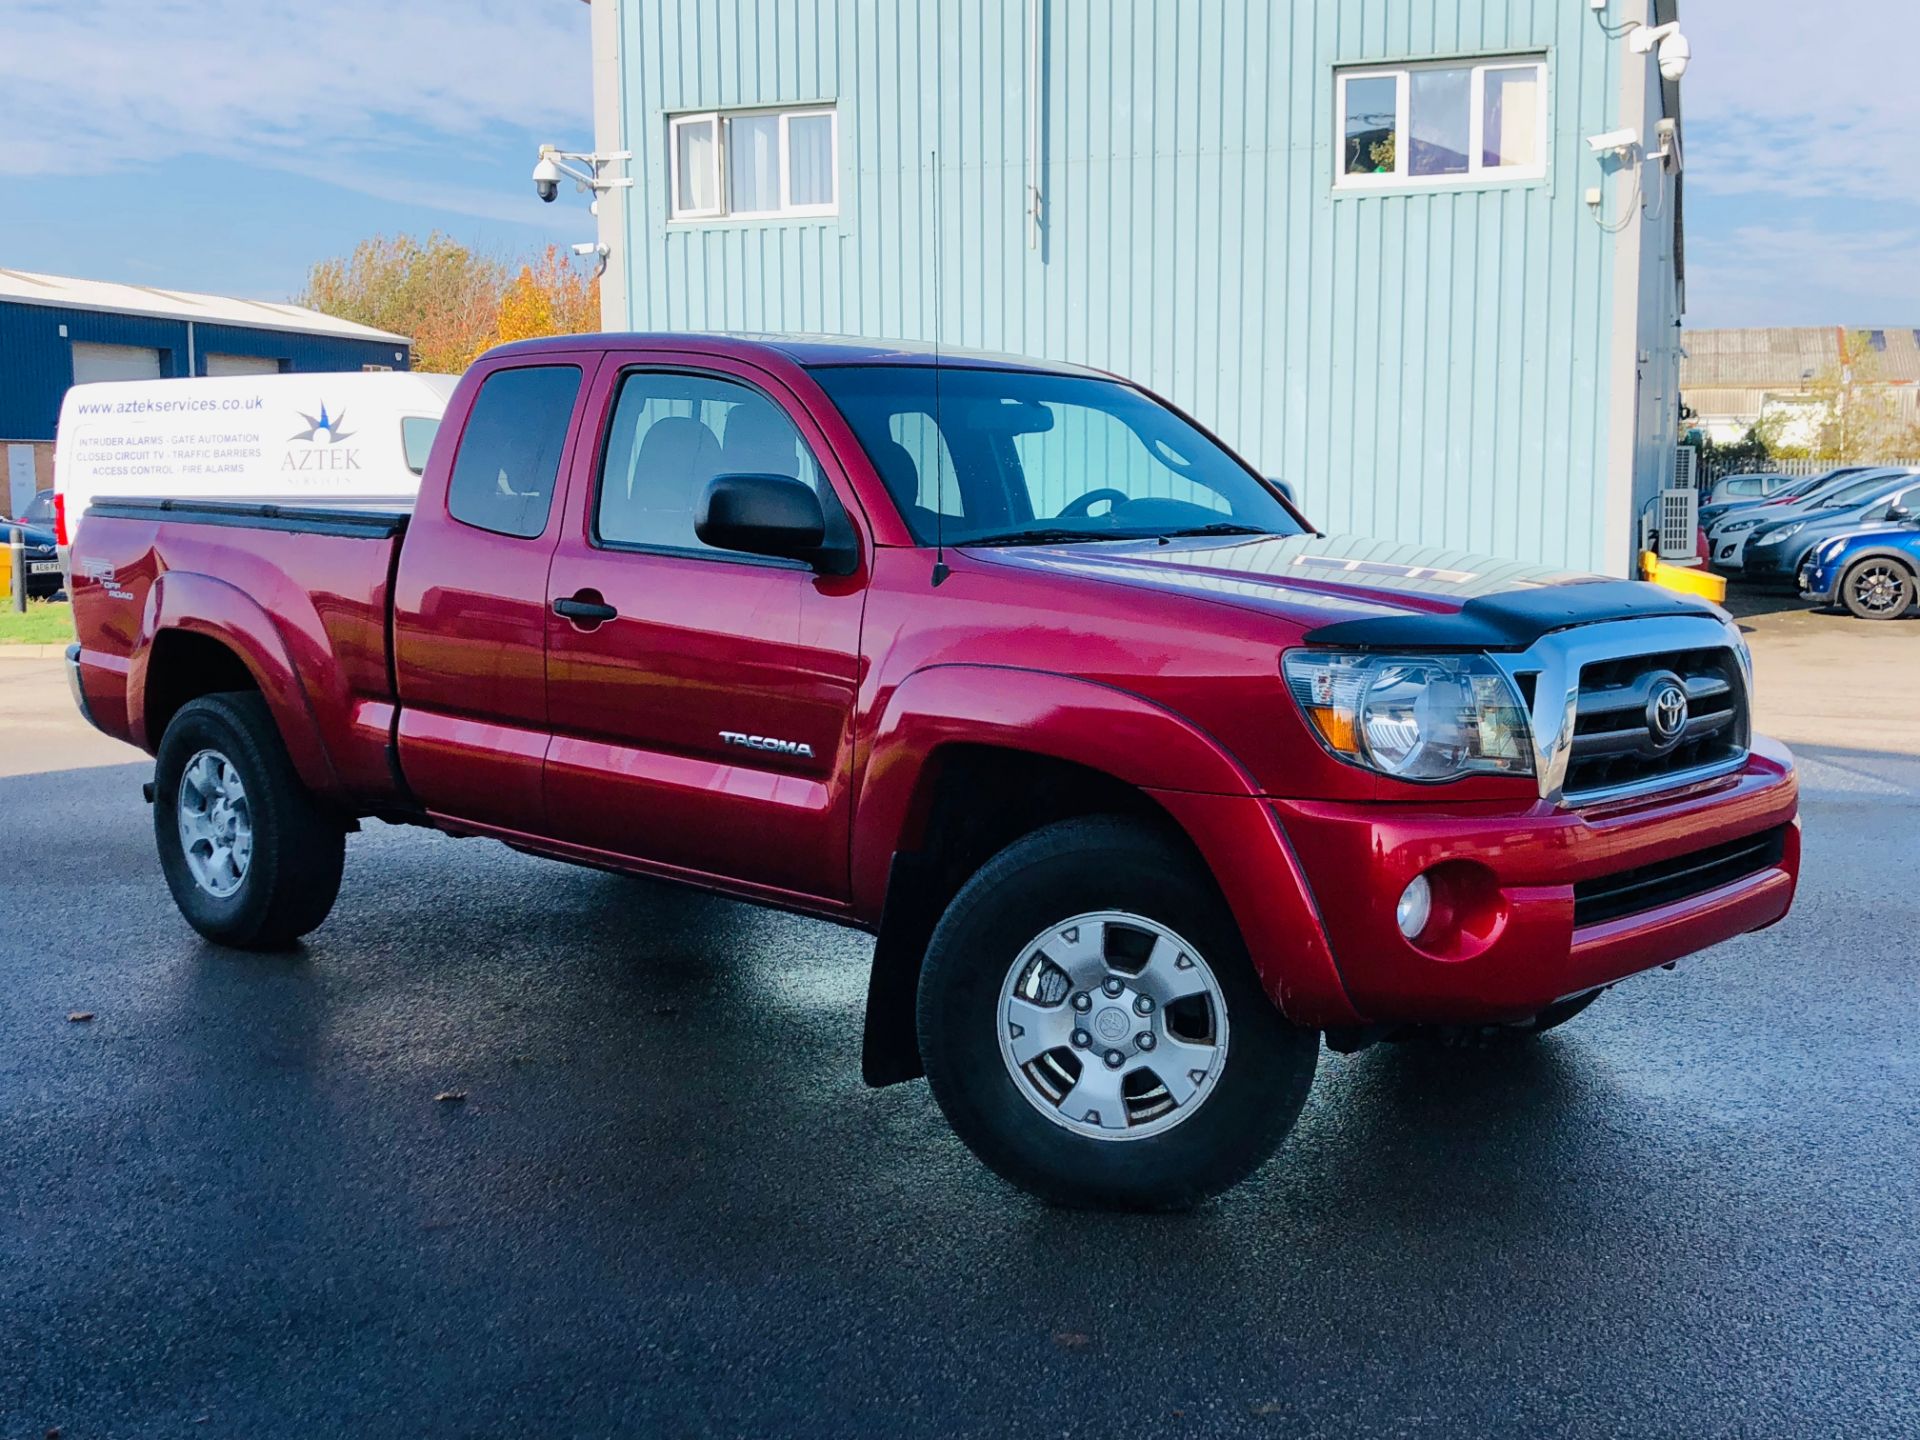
[{"x1": 930, "y1": 146, "x2": 951, "y2": 588}]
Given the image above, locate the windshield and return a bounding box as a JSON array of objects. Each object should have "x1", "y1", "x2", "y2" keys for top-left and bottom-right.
[
  {"x1": 22, "y1": 490, "x2": 53, "y2": 525},
  {"x1": 808, "y1": 364, "x2": 1305, "y2": 545},
  {"x1": 1817, "y1": 470, "x2": 1910, "y2": 508}
]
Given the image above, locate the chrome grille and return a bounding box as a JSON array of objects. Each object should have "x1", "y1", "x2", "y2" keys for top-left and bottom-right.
[{"x1": 1563, "y1": 646, "x2": 1749, "y2": 804}]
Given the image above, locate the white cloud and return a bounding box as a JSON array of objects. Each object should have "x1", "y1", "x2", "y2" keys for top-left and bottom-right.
[
  {"x1": 0, "y1": 0, "x2": 591, "y2": 217},
  {"x1": 1677, "y1": 1, "x2": 1920, "y2": 324},
  {"x1": 1684, "y1": 0, "x2": 1920, "y2": 201}
]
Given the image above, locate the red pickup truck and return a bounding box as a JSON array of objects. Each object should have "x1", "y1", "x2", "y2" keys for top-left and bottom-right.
[{"x1": 67, "y1": 335, "x2": 1800, "y2": 1209}]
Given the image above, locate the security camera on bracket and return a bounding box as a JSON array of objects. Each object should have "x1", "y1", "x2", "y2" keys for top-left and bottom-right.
[
  {"x1": 1586, "y1": 128, "x2": 1640, "y2": 159},
  {"x1": 1628, "y1": 21, "x2": 1692, "y2": 82}
]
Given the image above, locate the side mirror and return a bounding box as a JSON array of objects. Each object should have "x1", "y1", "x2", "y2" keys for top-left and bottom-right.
[
  {"x1": 1267, "y1": 476, "x2": 1298, "y2": 507},
  {"x1": 697, "y1": 473, "x2": 856, "y2": 574},
  {"x1": 1885, "y1": 503, "x2": 1913, "y2": 524}
]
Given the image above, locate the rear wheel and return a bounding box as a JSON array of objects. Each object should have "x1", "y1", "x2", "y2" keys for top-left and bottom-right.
[
  {"x1": 916, "y1": 817, "x2": 1318, "y2": 1210},
  {"x1": 1840, "y1": 557, "x2": 1915, "y2": 620},
  {"x1": 153, "y1": 692, "x2": 346, "y2": 949}
]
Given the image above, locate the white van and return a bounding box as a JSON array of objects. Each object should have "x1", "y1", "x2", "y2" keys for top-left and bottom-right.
[{"x1": 53, "y1": 371, "x2": 458, "y2": 547}]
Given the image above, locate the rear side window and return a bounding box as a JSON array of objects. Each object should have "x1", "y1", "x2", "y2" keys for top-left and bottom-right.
[{"x1": 446, "y1": 366, "x2": 581, "y2": 538}]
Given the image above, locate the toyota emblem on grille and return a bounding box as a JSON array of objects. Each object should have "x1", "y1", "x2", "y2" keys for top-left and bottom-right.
[{"x1": 1646, "y1": 676, "x2": 1690, "y2": 749}]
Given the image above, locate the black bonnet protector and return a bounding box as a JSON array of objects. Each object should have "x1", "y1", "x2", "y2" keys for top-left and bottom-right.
[{"x1": 1303, "y1": 580, "x2": 1723, "y2": 651}]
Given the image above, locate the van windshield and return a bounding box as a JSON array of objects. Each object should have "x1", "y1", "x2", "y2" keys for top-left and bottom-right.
[
  {"x1": 808, "y1": 364, "x2": 1304, "y2": 546},
  {"x1": 401, "y1": 416, "x2": 440, "y2": 476}
]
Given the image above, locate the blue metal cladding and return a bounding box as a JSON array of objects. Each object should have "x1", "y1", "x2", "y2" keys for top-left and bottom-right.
[
  {"x1": 0, "y1": 300, "x2": 411, "y2": 443},
  {"x1": 612, "y1": 0, "x2": 1673, "y2": 575}
]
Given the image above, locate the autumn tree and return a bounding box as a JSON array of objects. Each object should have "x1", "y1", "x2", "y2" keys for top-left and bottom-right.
[
  {"x1": 298, "y1": 234, "x2": 600, "y2": 374},
  {"x1": 481, "y1": 246, "x2": 601, "y2": 356},
  {"x1": 1798, "y1": 332, "x2": 1910, "y2": 463}
]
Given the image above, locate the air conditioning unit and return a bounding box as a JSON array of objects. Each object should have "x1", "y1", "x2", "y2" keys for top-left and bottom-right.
[
  {"x1": 1656, "y1": 486, "x2": 1698, "y2": 560},
  {"x1": 1672, "y1": 444, "x2": 1698, "y2": 490}
]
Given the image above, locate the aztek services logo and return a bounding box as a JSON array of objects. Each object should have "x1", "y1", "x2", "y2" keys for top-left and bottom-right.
[{"x1": 283, "y1": 403, "x2": 361, "y2": 472}]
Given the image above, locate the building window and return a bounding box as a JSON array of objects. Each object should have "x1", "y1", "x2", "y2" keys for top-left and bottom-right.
[
  {"x1": 669, "y1": 106, "x2": 838, "y2": 222},
  {"x1": 1336, "y1": 57, "x2": 1547, "y2": 191}
]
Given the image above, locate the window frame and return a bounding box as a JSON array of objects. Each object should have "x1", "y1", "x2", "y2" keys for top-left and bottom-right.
[
  {"x1": 1335, "y1": 55, "x2": 1549, "y2": 194},
  {"x1": 667, "y1": 104, "x2": 839, "y2": 224},
  {"x1": 668, "y1": 112, "x2": 723, "y2": 220},
  {"x1": 587, "y1": 365, "x2": 841, "y2": 571}
]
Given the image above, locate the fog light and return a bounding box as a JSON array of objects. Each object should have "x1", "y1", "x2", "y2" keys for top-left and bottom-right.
[{"x1": 1396, "y1": 874, "x2": 1433, "y2": 940}]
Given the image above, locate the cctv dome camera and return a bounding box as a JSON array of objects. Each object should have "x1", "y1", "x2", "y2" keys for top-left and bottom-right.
[
  {"x1": 1657, "y1": 30, "x2": 1691, "y2": 81},
  {"x1": 532, "y1": 154, "x2": 563, "y2": 204}
]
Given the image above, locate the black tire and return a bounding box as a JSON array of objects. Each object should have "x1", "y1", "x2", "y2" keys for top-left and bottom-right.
[
  {"x1": 1391, "y1": 988, "x2": 1602, "y2": 1048},
  {"x1": 915, "y1": 816, "x2": 1318, "y2": 1210},
  {"x1": 152, "y1": 692, "x2": 346, "y2": 949},
  {"x1": 1839, "y1": 556, "x2": 1916, "y2": 621}
]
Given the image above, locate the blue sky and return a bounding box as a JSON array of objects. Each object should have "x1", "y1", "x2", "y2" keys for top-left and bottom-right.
[{"x1": 1, "y1": 1, "x2": 1912, "y2": 328}]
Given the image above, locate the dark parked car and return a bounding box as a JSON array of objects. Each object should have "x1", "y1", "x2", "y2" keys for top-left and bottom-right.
[
  {"x1": 1741, "y1": 476, "x2": 1920, "y2": 587},
  {"x1": 3, "y1": 517, "x2": 63, "y2": 599}
]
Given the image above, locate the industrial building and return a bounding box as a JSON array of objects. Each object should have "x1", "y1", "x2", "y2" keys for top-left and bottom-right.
[
  {"x1": 1681, "y1": 326, "x2": 1920, "y2": 450},
  {"x1": 1, "y1": 269, "x2": 410, "y2": 511},
  {"x1": 581, "y1": 0, "x2": 1689, "y2": 577}
]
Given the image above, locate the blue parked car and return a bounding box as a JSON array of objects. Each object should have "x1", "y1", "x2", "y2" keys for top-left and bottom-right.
[
  {"x1": 1738, "y1": 473, "x2": 1920, "y2": 585},
  {"x1": 1798, "y1": 510, "x2": 1920, "y2": 620}
]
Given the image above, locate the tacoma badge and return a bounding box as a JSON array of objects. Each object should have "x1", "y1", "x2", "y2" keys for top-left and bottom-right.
[{"x1": 720, "y1": 730, "x2": 816, "y2": 759}]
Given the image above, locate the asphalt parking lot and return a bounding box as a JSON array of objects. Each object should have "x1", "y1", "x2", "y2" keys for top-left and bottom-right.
[{"x1": 4, "y1": 601, "x2": 1917, "y2": 1438}]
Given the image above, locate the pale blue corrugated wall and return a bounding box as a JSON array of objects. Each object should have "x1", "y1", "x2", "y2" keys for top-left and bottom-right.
[{"x1": 613, "y1": 0, "x2": 1630, "y2": 574}]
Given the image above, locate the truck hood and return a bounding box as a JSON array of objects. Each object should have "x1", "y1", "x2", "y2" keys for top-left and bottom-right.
[{"x1": 964, "y1": 531, "x2": 1722, "y2": 649}]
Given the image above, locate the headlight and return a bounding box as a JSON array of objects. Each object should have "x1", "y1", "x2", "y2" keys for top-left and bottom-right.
[
  {"x1": 1281, "y1": 651, "x2": 1534, "y2": 781},
  {"x1": 1722, "y1": 517, "x2": 1767, "y2": 533},
  {"x1": 1759, "y1": 522, "x2": 1805, "y2": 544}
]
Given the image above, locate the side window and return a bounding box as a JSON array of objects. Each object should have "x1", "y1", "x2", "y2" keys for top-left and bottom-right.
[
  {"x1": 400, "y1": 416, "x2": 440, "y2": 476},
  {"x1": 595, "y1": 371, "x2": 830, "y2": 555},
  {"x1": 446, "y1": 365, "x2": 581, "y2": 538}
]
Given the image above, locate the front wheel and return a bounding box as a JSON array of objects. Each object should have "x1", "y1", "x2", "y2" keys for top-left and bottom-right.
[
  {"x1": 1840, "y1": 557, "x2": 1916, "y2": 620},
  {"x1": 916, "y1": 817, "x2": 1318, "y2": 1210},
  {"x1": 153, "y1": 692, "x2": 346, "y2": 949}
]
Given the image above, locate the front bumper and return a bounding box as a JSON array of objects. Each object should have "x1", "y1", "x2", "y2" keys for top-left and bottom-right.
[
  {"x1": 1740, "y1": 542, "x2": 1813, "y2": 586},
  {"x1": 1797, "y1": 560, "x2": 1837, "y2": 605},
  {"x1": 1268, "y1": 741, "x2": 1799, "y2": 1026}
]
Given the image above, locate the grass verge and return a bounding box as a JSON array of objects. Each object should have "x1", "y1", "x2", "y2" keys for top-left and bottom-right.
[{"x1": 0, "y1": 600, "x2": 74, "y2": 646}]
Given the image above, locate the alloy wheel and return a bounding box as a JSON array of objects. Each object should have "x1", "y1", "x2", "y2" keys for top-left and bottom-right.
[
  {"x1": 176, "y1": 749, "x2": 254, "y2": 898},
  {"x1": 996, "y1": 910, "x2": 1229, "y2": 1140}
]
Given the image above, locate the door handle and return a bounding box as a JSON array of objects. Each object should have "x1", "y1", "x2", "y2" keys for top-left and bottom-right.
[{"x1": 553, "y1": 593, "x2": 618, "y2": 624}]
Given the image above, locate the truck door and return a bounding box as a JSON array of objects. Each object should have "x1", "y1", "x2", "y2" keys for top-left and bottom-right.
[
  {"x1": 392, "y1": 358, "x2": 592, "y2": 832},
  {"x1": 540, "y1": 356, "x2": 866, "y2": 904}
]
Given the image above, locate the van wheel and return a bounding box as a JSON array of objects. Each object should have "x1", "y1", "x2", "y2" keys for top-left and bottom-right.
[
  {"x1": 1840, "y1": 557, "x2": 1915, "y2": 620},
  {"x1": 916, "y1": 817, "x2": 1318, "y2": 1210},
  {"x1": 153, "y1": 692, "x2": 346, "y2": 949}
]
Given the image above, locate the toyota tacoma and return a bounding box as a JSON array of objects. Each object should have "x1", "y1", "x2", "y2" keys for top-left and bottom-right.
[{"x1": 66, "y1": 335, "x2": 1800, "y2": 1209}]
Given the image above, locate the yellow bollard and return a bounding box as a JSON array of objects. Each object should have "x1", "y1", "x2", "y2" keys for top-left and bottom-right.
[{"x1": 1641, "y1": 551, "x2": 1728, "y2": 602}]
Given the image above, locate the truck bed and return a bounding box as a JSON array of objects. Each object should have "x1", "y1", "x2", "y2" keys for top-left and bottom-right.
[{"x1": 69, "y1": 498, "x2": 411, "y2": 807}]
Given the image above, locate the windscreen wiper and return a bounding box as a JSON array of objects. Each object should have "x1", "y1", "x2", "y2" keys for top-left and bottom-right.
[
  {"x1": 957, "y1": 528, "x2": 1147, "y2": 547},
  {"x1": 1152, "y1": 522, "x2": 1275, "y2": 540}
]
